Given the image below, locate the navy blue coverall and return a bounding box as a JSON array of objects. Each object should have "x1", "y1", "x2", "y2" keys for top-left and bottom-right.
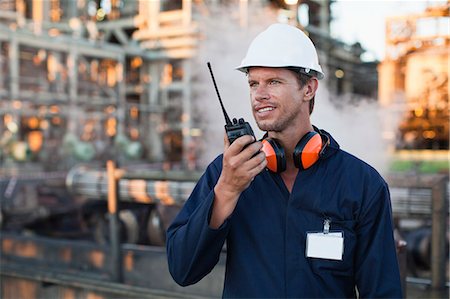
[{"x1": 166, "y1": 130, "x2": 403, "y2": 298}]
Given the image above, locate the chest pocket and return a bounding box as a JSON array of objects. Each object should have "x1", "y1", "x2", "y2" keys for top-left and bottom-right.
[{"x1": 307, "y1": 219, "x2": 357, "y2": 277}]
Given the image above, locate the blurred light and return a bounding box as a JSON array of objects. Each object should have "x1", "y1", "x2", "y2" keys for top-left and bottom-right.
[
  {"x1": 423, "y1": 130, "x2": 436, "y2": 139},
  {"x1": 130, "y1": 106, "x2": 139, "y2": 119},
  {"x1": 12, "y1": 100, "x2": 22, "y2": 109},
  {"x1": 96, "y1": 8, "x2": 106, "y2": 21},
  {"x1": 414, "y1": 107, "x2": 423, "y2": 117},
  {"x1": 298, "y1": 4, "x2": 309, "y2": 27},
  {"x1": 161, "y1": 64, "x2": 173, "y2": 86},
  {"x1": 12, "y1": 142, "x2": 28, "y2": 161},
  {"x1": 335, "y1": 69, "x2": 345, "y2": 79},
  {"x1": 131, "y1": 57, "x2": 143, "y2": 69},
  {"x1": 78, "y1": 0, "x2": 87, "y2": 9},
  {"x1": 28, "y1": 131, "x2": 43, "y2": 152},
  {"x1": 49, "y1": 105, "x2": 60, "y2": 114},
  {"x1": 40, "y1": 120, "x2": 49, "y2": 130},
  {"x1": 404, "y1": 131, "x2": 417, "y2": 143},
  {"x1": 90, "y1": 60, "x2": 99, "y2": 81},
  {"x1": 69, "y1": 17, "x2": 82, "y2": 31},
  {"x1": 33, "y1": 49, "x2": 47, "y2": 65},
  {"x1": 134, "y1": 85, "x2": 144, "y2": 93},
  {"x1": 107, "y1": 65, "x2": 117, "y2": 86},
  {"x1": 48, "y1": 28, "x2": 60, "y2": 37},
  {"x1": 130, "y1": 127, "x2": 139, "y2": 139},
  {"x1": 47, "y1": 54, "x2": 58, "y2": 82},
  {"x1": 101, "y1": 0, "x2": 112, "y2": 14},
  {"x1": 106, "y1": 117, "x2": 117, "y2": 136},
  {"x1": 284, "y1": 0, "x2": 299, "y2": 5},
  {"x1": 87, "y1": 1, "x2": 97, "y2": 17},
  {"x1": 28, "y1": 117, "x2": 40, "y2": 129},
  {"x1": 38, "y1": 106, "x2": 47, "y2": 115},
  {"x1": 190, "y1": 128, "x2": 202, "y2": 137},
  {"x1": 181, "y1": 113, "x2": 190, "y2": 122},
  {"x1": 105, "y1": 105, "x2": 116, "y2": 114},
  {"x1": 6, "y1": 122, "x2": 18, "y2": 133},
  {"x1": 38, "y1": 49, "x2": 46, "y2": 59},
  {"x1": 4, "y1": 114, "x2": 13, "y2": 124},
  {"x1": 116, "y1": 63, "x2": 123, "y2": 82}
]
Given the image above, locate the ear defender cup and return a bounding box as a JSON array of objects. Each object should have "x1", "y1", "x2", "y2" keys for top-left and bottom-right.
[
  {"x1": 293, "y1": 131, "x2": 324, "y2": 170},
  {"x1": 262, "y1": 138, "x2": 286, "y2": 173}
]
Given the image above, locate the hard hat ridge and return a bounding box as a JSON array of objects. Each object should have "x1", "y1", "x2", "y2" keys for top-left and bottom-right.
[{"x1": 236, "y1": 23, "x2": 324, "y2": 79}]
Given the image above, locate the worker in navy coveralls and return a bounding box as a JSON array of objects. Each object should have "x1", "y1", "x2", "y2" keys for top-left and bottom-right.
[{"x1": 166, "y1": 23, "x2": 403, "y2": 298}]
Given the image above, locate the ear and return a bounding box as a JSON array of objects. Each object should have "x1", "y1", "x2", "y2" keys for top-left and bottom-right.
[{"x1": 303, "y1": 77, "x2": 318, "y2": 101}]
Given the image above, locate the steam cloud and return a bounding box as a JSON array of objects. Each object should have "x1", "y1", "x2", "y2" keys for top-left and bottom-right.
[{"x1": 192, "y1": 4, "x2": 402, "y2": 175}]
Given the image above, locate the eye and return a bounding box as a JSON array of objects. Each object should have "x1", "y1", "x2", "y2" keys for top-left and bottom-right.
[
  {"x1": 269, "y1": 79, "x2": 281, "y2": 85},
  {"x1": 249, "y1": 81, "x2": 258, "y2": 88}
]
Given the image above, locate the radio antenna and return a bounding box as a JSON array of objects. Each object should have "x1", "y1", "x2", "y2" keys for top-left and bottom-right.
[{"x1": 207, "y1": 62, "x2": 232, "y2": 125}]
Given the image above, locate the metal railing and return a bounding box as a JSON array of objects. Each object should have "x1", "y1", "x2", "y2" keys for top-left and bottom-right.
[{"x1": 388, "y1": 173, "x2": 449, "y2": 291}]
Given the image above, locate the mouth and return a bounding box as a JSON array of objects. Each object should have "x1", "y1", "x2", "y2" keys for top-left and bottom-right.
[{"x1": 255, "y1": 106, "x2": 276, "y2": 114}]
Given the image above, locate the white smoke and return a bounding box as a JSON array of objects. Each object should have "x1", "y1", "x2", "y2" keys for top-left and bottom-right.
[
  {"x1": 192, "y1": 4, "x2": 402, "y2": 175},
  {"x1": 312, "y1": 86, "x2": 403, "y2": 174},
  {"x1": 192, "y1": 4, "x2": 277, "y2": 166}
]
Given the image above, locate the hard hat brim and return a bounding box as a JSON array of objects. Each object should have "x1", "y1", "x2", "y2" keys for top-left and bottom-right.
[{"x1": 236, "y1": 65, "x2": 324, "y2": 80}]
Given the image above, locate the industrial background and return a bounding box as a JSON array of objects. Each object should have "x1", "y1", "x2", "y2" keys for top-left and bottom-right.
[{"x1": 0, "y1": 0, "x2": 448, "y2": 298}]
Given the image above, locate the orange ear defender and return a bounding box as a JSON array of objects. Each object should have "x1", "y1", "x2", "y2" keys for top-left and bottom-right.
[
  {"x1": 262, "y1": 139, "x2": 286, "y2": 173},
  {"x1": 261, "y1": 131, "x2": 329, "y2": 173},
  {"x1": 293, "y1": 131, "x2": 324, "y2": 170}
]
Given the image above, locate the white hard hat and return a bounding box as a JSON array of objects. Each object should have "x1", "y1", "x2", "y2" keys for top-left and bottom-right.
[{"x1": 236, "y1": 23, "x2": 324, "y2": 79}]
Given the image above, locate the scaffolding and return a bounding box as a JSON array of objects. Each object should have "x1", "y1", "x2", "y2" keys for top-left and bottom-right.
[
  {"x1": 378, "y1": 1, "x2": 449, "y2": 151},
  {"x1": 0, "y1": 0, "x2": 198, "y2": 170}
]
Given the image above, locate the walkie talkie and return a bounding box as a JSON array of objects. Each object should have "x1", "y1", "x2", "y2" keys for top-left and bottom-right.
[{"x1": 207, "y1": 62, "x2": 255, "y2": 144}]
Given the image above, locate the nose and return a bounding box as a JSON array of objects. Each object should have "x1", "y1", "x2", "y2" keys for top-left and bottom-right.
[{"x1": 253, "y1": 84, "x2": 269, "y2": 102}]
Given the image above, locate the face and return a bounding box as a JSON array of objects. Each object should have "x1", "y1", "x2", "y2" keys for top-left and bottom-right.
[{"x1": 248, "y1": 67, "x2": 311, "y2": 133}]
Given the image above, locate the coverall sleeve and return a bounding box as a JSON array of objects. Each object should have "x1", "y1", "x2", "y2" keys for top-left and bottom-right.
[
  {"x1": 166, "y1": 157, "x2": 229, "y2": 286},
  {"x1": 355, "y1": 182, "x2": 403, "y2": 298}
]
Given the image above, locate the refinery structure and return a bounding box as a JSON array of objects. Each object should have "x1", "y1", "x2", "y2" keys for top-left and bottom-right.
[
  {"x1": 379, "y1": 1, "x2": 449, "y2": 153},
  {"x1": 0, "y1": 1, "x2": 448, "y2": 298},
  {"x1": 0, "y1": 0, "x2": 378, "y2": 171},
  {"x1": 0, "y1": 0, "x2": 200, "y2": 170}
]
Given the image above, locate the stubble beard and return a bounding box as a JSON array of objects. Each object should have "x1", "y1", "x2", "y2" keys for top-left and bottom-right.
[{"x1": 255, "y1": 108, "x2": 299, "y2": 133}]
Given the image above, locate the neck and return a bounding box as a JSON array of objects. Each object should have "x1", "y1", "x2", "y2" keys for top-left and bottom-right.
[{"x1": 276, "y1": 124, "x2": 313, "y2": 193}]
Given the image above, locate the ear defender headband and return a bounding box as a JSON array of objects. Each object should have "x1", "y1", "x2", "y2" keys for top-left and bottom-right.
[{"x1": 261, "y1": 131, "x2": 329, "y2": 173}]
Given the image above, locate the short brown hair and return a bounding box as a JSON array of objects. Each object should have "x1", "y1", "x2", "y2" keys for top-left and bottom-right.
[{"x1": 287, "y1": 68, "x2": 315, "y2": 115}]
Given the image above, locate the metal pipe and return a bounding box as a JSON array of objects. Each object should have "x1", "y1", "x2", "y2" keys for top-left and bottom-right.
[
  {"x1": 406, "y1": 276, "x2": 450, "y2": 287},
  {"x1": 66, "y1": 165, "x2": 197, "y2": 204},
  {"x1": 107, "y1": 160, "x2": 122, "y2": 282},
  {"x1": 431, "y1": 176, "x2": 447, "y2": 290}
]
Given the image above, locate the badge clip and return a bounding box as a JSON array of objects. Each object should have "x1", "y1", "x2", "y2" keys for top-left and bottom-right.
[{"x1": 323, "y1": 219, "x2": 331, "y2": 234}]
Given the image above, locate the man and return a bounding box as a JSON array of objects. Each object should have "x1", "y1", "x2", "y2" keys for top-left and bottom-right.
[{"x1": 166, "y1": 23, "x2": 402, "y2": 298}]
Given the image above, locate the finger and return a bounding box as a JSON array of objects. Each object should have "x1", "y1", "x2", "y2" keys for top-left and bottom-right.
[
  {"x1": 240, "y1": 151, "x2": 265, "y2": 175},
  {"x1": 231, "y1": 150, "x2": 265, "y2": 176},
  {"x1": 238, "y1": 141, "x2": 263, "y2": 161},
  {"x1": 227, "y1": 140, "x2": 261, "y2": 169},
  {"x1": 227, "y1": 135, "x2": 255, "y2": 155},
  {"x1": 223, "y1": 131, "x2": 230, "y2": 151},
  {"x1": 247, "y1": 156, "x2": 268, "y2": 178},
  {"x1": 244, "y1": 151, "x2": 266, "y2": 170}
]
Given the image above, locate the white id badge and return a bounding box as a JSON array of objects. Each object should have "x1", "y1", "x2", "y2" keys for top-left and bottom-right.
[{"x1": 306, "y1": 232, "x2": 344, "y2": 261}]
